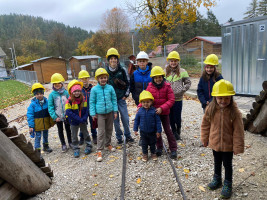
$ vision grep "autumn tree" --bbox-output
[127,0,216,52]
[244,0,259,19]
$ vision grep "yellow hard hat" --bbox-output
[211,79,235,96]
[95,68,109,80]
[67,79,83,95]
[51,73,65,83]
[150,66,165,77]
[139,90,154,103]
[78,70,90,79]
[106,48,120,59]
[204,54,219,66]
[31,83,45,94]
[167,51,180,61]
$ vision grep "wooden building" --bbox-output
[178,36,221,58]
[15,63,34,71]
[69,55,101,78]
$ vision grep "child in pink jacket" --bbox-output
[145,66,177,159]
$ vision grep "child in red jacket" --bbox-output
[145,66,177,159]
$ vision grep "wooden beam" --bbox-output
[0,182,21,200]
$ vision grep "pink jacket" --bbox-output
[146,82,175,115]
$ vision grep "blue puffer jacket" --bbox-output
[27,97,54,131]
[130,64,152,105]
[133,107,162,133]
[65,97,88,126]
[197,74,223,109]
[48,89,69,121]
[90,83,118,116]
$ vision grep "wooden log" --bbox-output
[0,178,4,186]
[0,114,8,128]
[40,163,52,173]
[0,126,18,137]
[45,171,54,178]
[262,81,267,91]
[252,99,267,133]
[0,182,21,200]
[0,131,51,195]
[247,123,257,133]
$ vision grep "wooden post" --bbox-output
[0,131,51,195]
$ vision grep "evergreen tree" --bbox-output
[257,0,267,15]
[244,0,258,18]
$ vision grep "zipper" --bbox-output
[220,109,223,150]
[102,87,107,113]
[41,102,46,129]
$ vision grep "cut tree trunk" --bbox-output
[252,99,267,133]
[0,131,51,195]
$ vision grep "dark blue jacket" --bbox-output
[197,74,223,109]
[82,84,92,113]
[130,64,152,105]
[133,107,162,133]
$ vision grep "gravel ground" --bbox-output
[1,84,267,200]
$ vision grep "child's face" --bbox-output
[205,65,215,75]
[109,56,118,68]
[141,99,153,109]
[169,59,179,68]
[73,90,81,98]
[216,96,231,108]
[80,77,90,88]
[98,75,108,86]
[54,83,63,90]
[154,75,163,84]
[35,93,44,101]
[137,59,148,70]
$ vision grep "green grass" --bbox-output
[0,80,32,109]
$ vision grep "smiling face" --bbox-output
[205,65,215,75]
[215,96,231,108]
[54,83,63,90]
[141,99,153,109]
[73,90,81,98]
[98,74,108,86]
[109,56,118,68]
[35,93,44,101]
[153,75,163,84]
[80,77,90,88]
[169,59,179,69]
[137,59,148,70]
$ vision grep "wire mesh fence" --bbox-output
[14,70,38,85]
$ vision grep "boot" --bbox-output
[156,149,162,156]
[177,128,181,140]
[221,180,232,199]
[170,151,177,159]
[43,143,53,153]
[208,174,222,190]
[74,149,80,158]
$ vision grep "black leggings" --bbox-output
[213,150,233,182]
[56,121,72,145]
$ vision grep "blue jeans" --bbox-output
[79,115,97,139]
[169,100,183,133]
[114,99,131,140]
[35,130,48,149]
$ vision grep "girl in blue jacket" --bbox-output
[90,68,118,162]
[65,80,92,158]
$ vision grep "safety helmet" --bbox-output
[204,54,219,66]
[78,70,90,79]
[51,73,65,83]
[31,83,45,94]
[106,48,120,59]
[136,51,149,60]
[67,79,83,95]
[167,51,180,61]
[139,90,154,103]
[95,68,109,80]
[211,79,235,96]
[150,66,165,77]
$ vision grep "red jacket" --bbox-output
[146,82,175,115]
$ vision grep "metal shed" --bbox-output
[222,16,267,95]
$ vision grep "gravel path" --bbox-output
[1,85,267,200]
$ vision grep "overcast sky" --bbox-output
[0,0,252,32]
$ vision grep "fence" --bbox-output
[14,70,38,85]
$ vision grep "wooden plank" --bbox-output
[0,182,21,200]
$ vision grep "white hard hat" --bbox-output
[136,51,149,60]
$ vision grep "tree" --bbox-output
[244,0,258,19]
[257,0,267,15]
[228,18,234,22]
[127,0,216,51]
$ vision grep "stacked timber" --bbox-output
[243,81,267,136]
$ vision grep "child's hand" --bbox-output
[114,113,118,119]
[93,115,97,121]
[29,128,34,133]
[56,117,61,122]
[202,142,208,147]
[156,107,162,114]
[134,131,138,136]
[156,133,161,138]
[122,96,127,100]
[206,101,209,105]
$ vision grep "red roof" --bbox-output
[149,43,179,57]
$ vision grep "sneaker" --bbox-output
[84,146,92,155]
[62,145,68,153]
[126,136,135,143]
[93,136,97,144]
[79,139,84,146]
[106,145,116,152]
[208,174,222,190]
[97,151,103,162]
[43,144,53,153]
[74,149,80,158]
[170,151,177,159]
[151,153,157,161]
[117,139,123,144]
[221,180,232,199]
[156,149,162,156]
[142,154,148,162]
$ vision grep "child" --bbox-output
[105,48,135,144]
[134,90,162,162]
[65,80,92,158]
[48,73,72,152]
[145,66,177,159]
[27,83,54,153]
[90,68,118,162]
[197,54,223,111]
[201,79,244,199]
[78,70,97,145]
[165,51,191,140]
[130,51,152,106]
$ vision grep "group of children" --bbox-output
[27,48,244,199]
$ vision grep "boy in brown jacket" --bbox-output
[201,79,244,199]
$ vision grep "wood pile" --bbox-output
[0,114,53,199]
[243,81,267,136]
